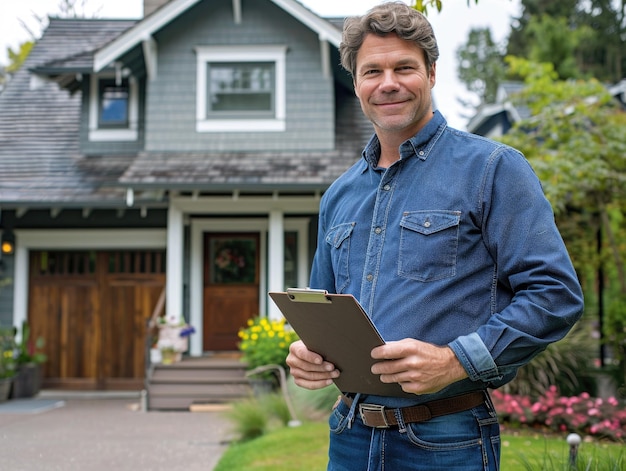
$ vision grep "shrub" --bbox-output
[225,397,271,441]
[238,316,298,377]
[492,386,626,442]
[503,324,596,398]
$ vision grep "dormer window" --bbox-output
[195,45,286,132]
[89,73,138,141]
[99,78,129,128]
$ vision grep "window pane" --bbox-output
[99,79,129,127]
[208,62,274,114]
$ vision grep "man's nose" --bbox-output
[379,70,400,91]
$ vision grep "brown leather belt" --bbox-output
[341,391,487,428]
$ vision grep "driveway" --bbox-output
[0,391,233,471]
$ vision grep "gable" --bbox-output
[94,0,342,73]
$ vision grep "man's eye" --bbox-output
[364,69,380,75]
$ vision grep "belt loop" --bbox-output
[345,393,361,429]
[394,408,407,433]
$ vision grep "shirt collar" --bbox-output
[361,110,447,170]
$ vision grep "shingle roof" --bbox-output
[0,18,138,206]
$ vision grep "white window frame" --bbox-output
[195,45,287,133]
[89,73,139,142]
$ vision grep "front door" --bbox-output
[203,233,260,351]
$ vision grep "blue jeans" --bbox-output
[327,394,501,471]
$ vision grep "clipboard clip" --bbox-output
[286,288,332,304]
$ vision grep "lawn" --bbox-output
[214,421,624,471]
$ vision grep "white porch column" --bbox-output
[166,205,184,324]
[267,209,284,320]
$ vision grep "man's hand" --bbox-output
[371,338,468,395]
[286,340,340,390]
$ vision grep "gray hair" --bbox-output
[339,1,439,78]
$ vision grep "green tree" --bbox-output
[456,27,507,107]
[507,0,626,83]
[2,0,100,73]
[5,42,34,75]
[498,57,626,387]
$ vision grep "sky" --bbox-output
[0,0,521,129]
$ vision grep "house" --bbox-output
[0,0,374,390]
[467,79,626,137]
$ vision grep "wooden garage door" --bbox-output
[28,250,165,390]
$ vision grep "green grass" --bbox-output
[215,422,624,471]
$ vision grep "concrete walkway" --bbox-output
[0,391,234,471]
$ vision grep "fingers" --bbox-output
[370,339,468,395]
[286,340,340,390]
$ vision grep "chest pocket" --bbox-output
[324,222,355,293]
[398,211,460,282]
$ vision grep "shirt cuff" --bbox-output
[449,332,503,383]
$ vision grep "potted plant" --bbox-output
[237,316,298,392]
[155,315,195,364]
[10,321,47,399]
[0,327,16,402]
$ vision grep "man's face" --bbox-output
[353,33,436,140]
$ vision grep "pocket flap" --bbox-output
[325,222,356,248]
[400,211,460,235]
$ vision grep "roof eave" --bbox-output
[94,0,341,72]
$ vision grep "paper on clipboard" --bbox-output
[269,288,413,398]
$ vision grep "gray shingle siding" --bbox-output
[144,0,334,152]
[79,77,146,155]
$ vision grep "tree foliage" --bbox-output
[456,27,507,107]
[507,0,626,82]
[412,0,479,15]
[498,57,626,385]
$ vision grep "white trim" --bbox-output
[166,206,184,325]
[232,0,242,24]
[268,210,285,321]
[170,195,320,214]
[95,0,203,72]
[269,0,341,46]
[11,229,167,333]
[93,0,340,72]
[88,74,139,142]
[142,37,158,81]
[195,45,287,133]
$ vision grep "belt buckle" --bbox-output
[359,403,389,428]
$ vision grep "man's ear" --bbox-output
[429,63,437,89]
[353,79,360,99]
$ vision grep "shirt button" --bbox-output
[383,184,391,191]
[366,274,373,281]
[374,227,382,234]
[424,221,431,228]
[418,150,425,156]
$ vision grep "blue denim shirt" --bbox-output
[310,111,584,407]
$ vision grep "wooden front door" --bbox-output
[203,233,260,351]
[28,250,165,390]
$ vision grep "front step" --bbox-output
[146,355,253,411]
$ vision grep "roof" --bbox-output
[94,0,343,72]
[0,11,371,207]
[0,18,139,206]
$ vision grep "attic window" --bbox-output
[195,45,287,132]
[89,74,139,142]
[99,78,129,128]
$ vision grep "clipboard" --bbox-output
[269,288,413,398]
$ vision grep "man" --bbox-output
[286,2,584,470]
